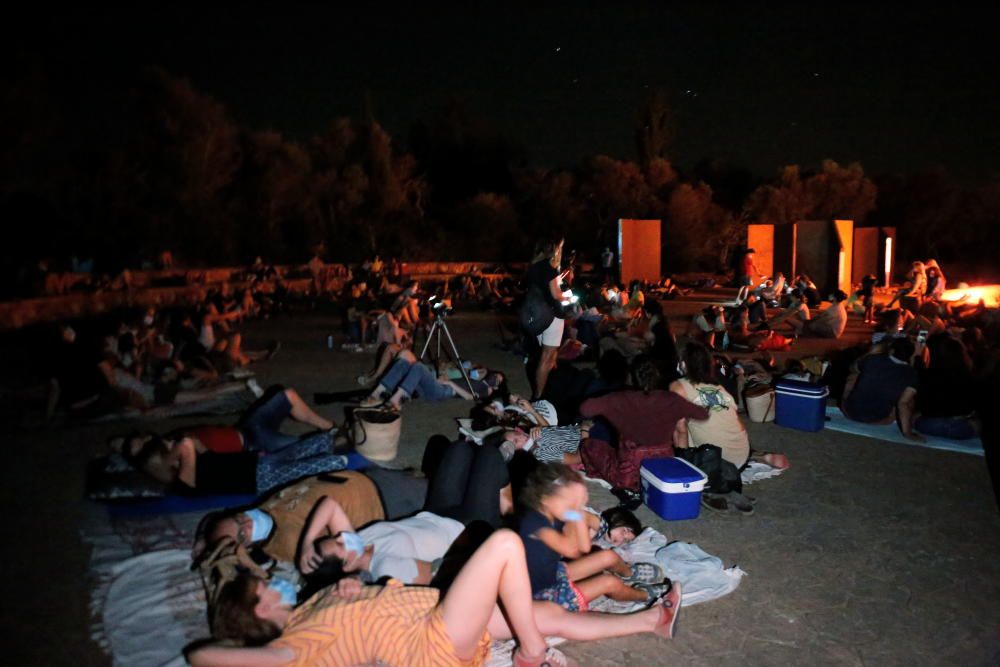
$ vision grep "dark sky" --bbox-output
[12,3,1000,179]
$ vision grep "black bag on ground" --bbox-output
[675,444,743,494]
[518,284,555,336]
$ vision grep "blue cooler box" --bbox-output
[774,379,829,432]
[640,457,707,521]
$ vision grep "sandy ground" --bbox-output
[3,303,999,666]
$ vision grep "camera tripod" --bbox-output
[418,312,479,400]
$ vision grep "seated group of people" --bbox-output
[48,287,279,421]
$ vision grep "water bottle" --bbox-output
[327,335,333,349]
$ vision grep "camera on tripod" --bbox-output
[427,294,453,317]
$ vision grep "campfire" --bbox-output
[940,285,1000,309]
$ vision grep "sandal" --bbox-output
[513,647,578,667]
[635,579,672,606]
[621,562,663,585]
[653,582,683,639]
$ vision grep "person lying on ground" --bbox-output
[193,468,429,564]
[188,527,683,667]
[123,390,350,496]
[362,349,506,409]
[589,506,644,550]
[517,463,672,612]
[295,499,465,586]
[841,336,924,441]
[488,423,591,467]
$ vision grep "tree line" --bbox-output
[2,68,997,280]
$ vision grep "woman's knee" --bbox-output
[484,528,524,557]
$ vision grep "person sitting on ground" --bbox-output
[794,274,822,308]
[362,349,504,409]
[790,290,849,339]
[580,356,710,455]
[914,333,981,440]
[924,260,947,301]
[188,526,683,667]
[688,305,727,350]
[670,342,751,468]
[905,301,948,338]
[517,463,671,613]
[841,337,923,441]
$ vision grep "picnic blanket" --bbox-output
[88,501,742,667]
[486,527,745,666]
[823,406,983,456]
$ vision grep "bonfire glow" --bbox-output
[940,285,1000,308]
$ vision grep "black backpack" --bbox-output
[518,284,555,336]
[675,443,743,494]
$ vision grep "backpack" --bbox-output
[518,284,555,336]
[580,437,674,491]
[674,444,743,494]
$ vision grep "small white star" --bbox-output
[555,47,561,52]
[813,72,820,77]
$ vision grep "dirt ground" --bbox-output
[2,300,999,666]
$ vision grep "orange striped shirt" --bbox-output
[270,581,490,667]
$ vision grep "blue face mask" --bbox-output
[244,509,274,543]
[267,576,299,607]
[340,531,367,557]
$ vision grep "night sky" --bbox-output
[11,3,1000,179]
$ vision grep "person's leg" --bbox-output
[564,548,630,581]
[535,345,559,399]
[284,388,334,430]
[425,441,475,518]
[574,573,647,603]
[371,357,412,397]
[527,600,663,641]
[438,529,548,661]
[239,386,300,452]
[674,419,689,450]
[393,363,454,406]
[458,444,511,527]
[365,467,429,519]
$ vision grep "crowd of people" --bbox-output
[67,238,996,666]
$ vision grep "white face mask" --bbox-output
[522,437,535,452]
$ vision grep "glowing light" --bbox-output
[884,237,892,281]
[940,285,1000,309]
[838,249,846,290]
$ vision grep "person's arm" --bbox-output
[187,644,295,667]
[668,380,685,398]
[299,497,354,574]
[897,387,923,441]
[677,395,710,421]
[534,520,590,560]
[175,437,198,487]
[547,275,564,305]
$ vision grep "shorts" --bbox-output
[536,316,565,348]
[532,562,589,612]
[740,275,753,287]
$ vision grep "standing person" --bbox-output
[601,246,615,283]
[860,274,878,324]
[737,249,761,302]
[526,238,567,400]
